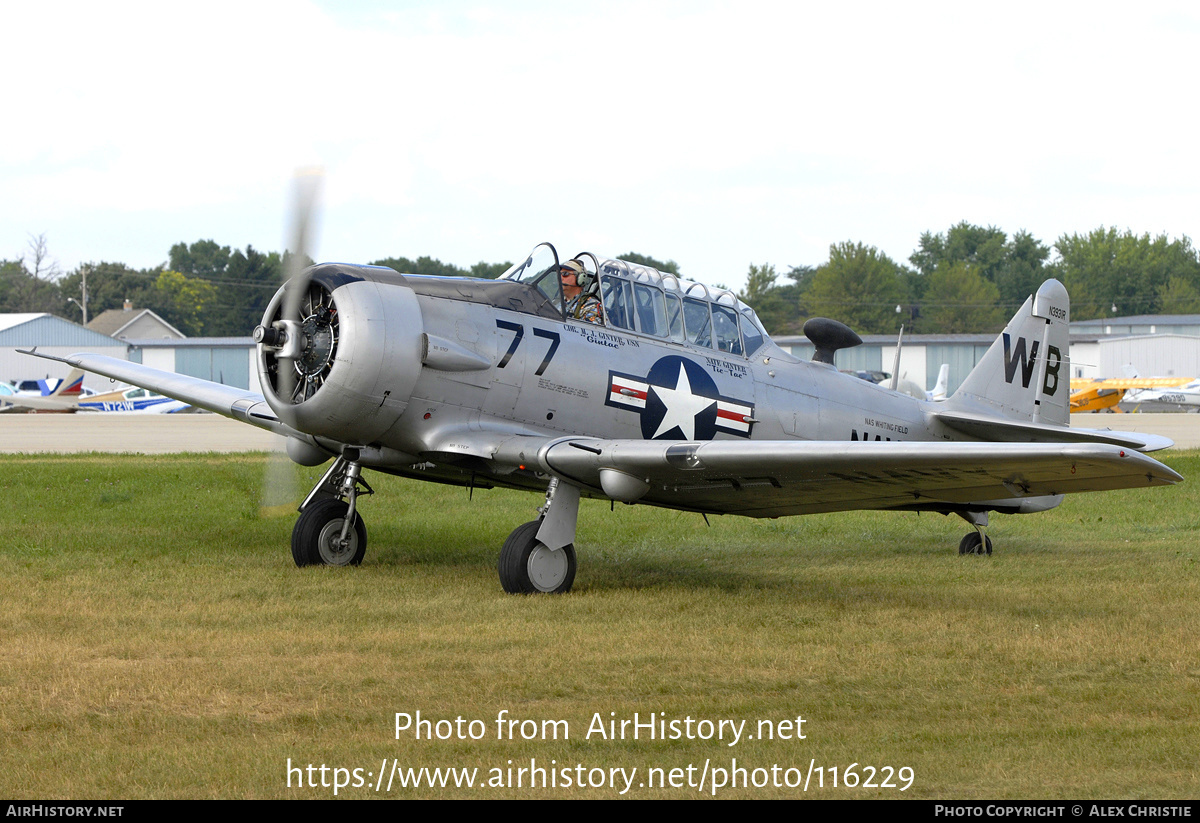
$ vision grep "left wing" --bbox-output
[21,350,296,437]
[479,436,1182,518]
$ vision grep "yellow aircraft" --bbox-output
[1069,376,1192,413]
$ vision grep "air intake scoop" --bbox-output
[803,317,862,365]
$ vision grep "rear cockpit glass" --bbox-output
[712,305,743,356]
[683,298,712,348]
[602,275,634,331]
[665,294,685,343]
[633,283,668,337]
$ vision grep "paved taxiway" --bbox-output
[0,413,277,453]
[1,410,1197,453]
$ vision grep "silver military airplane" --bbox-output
[26,242,1182,593]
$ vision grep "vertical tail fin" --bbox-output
[929,363,950,401]
[945,280,1070,425]
[48,369,86,398]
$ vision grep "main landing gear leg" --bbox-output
[291,448,375,567]
[498,478,579,594]
[957,511,993,556]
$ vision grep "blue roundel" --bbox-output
[641,356,721,440]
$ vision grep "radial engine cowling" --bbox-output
[255,264,423,444]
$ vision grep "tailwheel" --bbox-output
[498,520,576,594]
[292,498,367,567]
[958,531,993,556]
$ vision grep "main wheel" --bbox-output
[291,498,367,567]
[498,520,576,594]
[958,531,993,556]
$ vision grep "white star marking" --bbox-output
[651,363,716,439]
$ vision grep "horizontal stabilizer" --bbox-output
[933,409,1173,452]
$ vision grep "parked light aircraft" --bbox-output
[25,239,1182,593]
[0,381,17,411]
[0,369,86,412]
[1,368,189,413]
[1121,378,1200,412]
[1070,374,1194,413]
[891,363,950,403]
[77,385,191,413]
[927,364,950,402]
[1069,380,1126,413]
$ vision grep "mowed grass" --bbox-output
[0,452,1197,799]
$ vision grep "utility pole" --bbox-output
[67,265,89,324]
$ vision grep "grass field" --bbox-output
[0,452,1197,799]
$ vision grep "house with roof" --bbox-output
[86,301,185,340]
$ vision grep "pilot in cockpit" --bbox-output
[559,259,604,325]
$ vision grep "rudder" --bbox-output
[946,280,1070,425]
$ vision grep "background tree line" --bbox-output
[3,225,1199,338]
[740,223,1200,336]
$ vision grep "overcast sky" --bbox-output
[3,0,1198,292]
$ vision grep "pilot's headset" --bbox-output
[570,260,598,298]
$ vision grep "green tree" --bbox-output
[740,262,777,305]
[1052,228,1200,318]
[738,262,797,334]
[616,252,680,274]
[168,240,283,335]
[470,261,512,279]
[0,235,66,314]
[1156,275,1200,314]
[911,222,1049,309]
[58,262,162,323]
[0,260,30,312]
[785,264,817,292]
[169,239,231,280]
[217,246,282,336]
[372,256,470,277]
[372,256,514,280]
[920,261,1005,333]
[806,242,906,333]
[997,230,1051,308]
[0,259,63,314]
[911,222,1007,282]
[152,270,219,336]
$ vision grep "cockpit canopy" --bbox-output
[500,243,769,357]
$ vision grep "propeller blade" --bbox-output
[260,447,302,517]
[260,168,324,517]
[275,168,324,412]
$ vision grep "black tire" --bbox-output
[498,520,576,594]
[957,531,993,556]
[291,498,367,567]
